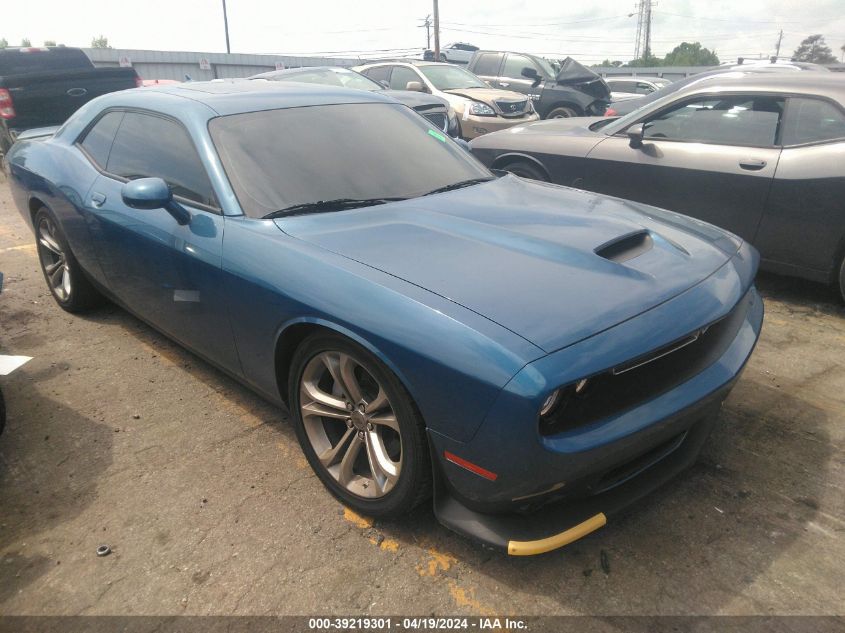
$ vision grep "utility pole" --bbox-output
[633,0,656,61]
[433,0,440,61]
[775,30,783,58]
[222,0,231,54]
[419,15,432,49]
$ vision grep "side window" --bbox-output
[106,112,217,208]
[362,66,390,87]
[502,54,536,79]
[79,111,124,168]
[636,82,655,95]
[473,53,502,77]
[390,66,419,91]
[643,95,784,146]
[782,97,845,145]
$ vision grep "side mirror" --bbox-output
[405,81,425,93]
[454,138,471,152]
[627,123,645,149]
[121,177,190,225]
[521,67,539,80]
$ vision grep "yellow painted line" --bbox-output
[0,243,35,254]
[342,507,373,529]
[507,512,606,556]
[416,546,457,577]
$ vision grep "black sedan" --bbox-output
[470,72,845,300]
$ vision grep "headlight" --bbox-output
[468,101,496,116]
[539,390,562,417]
[538,379,590,418]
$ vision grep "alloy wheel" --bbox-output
[299,351,402,498]
[37,217,71,302]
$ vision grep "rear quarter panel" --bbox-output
[6,138,106,286]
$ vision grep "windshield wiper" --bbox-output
[262,197,408,219]
[422,178,494,197]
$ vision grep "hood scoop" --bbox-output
[595,231,653,263]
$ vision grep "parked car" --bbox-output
[606,76,672,101]
[470,72,845,300]
[468,52,611,118]
[355,61,539,139]
[438,43,479,64]
[250,66,458,137]
[0,46,140,155]
[5,80,762,555]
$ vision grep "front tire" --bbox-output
[34,207,103,313]
[289,332,431,518]
[838,256,845,303]
[546,106,579,119]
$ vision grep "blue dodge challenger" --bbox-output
[4,81,763,555]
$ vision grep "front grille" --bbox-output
[495,99,528,116]
[540,290,753,436]
[423,112,448,132]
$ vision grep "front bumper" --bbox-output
[460,112,540,139]
[433,380,729,555]
[428,247,763,554]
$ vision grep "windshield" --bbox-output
[534,57,557,78]
[266,68,381,91]
[419,65,488,90]
[209,103,491,218]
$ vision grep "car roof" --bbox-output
[673,71,845,100]
[249,66,361,80]
[91,78,395,118]
[357,60,450,68]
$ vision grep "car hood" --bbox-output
[274,176,740,353]
[555,57,602,84]
[382,89,448,110]
[442,87,527,105]
[495,116,605,138]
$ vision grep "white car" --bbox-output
[439,43,479,64]
[606,77,672,101]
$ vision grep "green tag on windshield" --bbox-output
[428,129,447,142]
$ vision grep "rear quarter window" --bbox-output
[78,111,124,168]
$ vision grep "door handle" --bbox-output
[90,192,107,208]
[499,82,510,87]
[739,159,767,171]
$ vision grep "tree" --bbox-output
[627,53,662,67]
[792,34,837,64]
[0,38,7,49]
[91,35,111,49]
[21,38,31,47]
[595,59,624,67]
[663,41,719,66]
[44,40,56,47]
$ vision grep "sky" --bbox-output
[2,0,844,64]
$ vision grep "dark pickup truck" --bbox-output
[467,51,610,119]
[0,47,140,154]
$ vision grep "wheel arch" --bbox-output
[273,317,422,416]
[491,153,552,181]
[28,195,47,223]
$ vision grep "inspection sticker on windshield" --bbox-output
[427,129,447,142]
